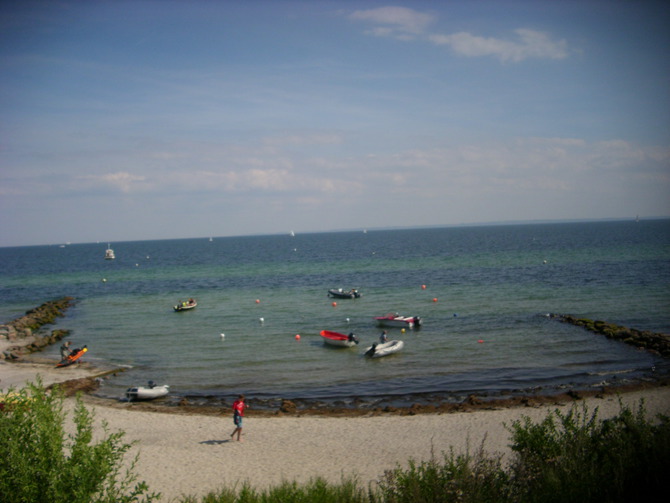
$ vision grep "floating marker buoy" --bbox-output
[401,328,406,333]
[101,278,107,283]
[421,284,426,290]
[255,299,260,304]
[332,302,337,307]
[453,313,458,317]
[295,334,301,340]
[478,339,484,344]
[432,298,438,302]
[259,317,264,324]
[346,318,350,323]
[220,333,225,338]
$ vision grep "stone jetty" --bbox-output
[0,297,75,361]
[549,313,670,357]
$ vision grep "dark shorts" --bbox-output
[234,414,242,427]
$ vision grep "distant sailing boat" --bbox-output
[104,244,115,260]
[290,230,295,237]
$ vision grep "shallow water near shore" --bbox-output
[1,220,669,409]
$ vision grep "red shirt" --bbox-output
[233,400,246,416]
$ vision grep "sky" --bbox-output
[1,0,669,247]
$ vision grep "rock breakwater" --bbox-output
[549,314,670,357]
[0,297,75,360]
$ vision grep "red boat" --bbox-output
[374,313,422,329]
[319,330,359,348]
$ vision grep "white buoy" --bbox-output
[220,333,225,338]
[346,317,350,323]
[259,317,264,325]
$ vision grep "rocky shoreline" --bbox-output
[0,297,75,361]
[549,313,670,357]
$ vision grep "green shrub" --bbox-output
[0,379,159,503]
[377,445,508,503]
[506,400,670,503]
[191,477,370,503]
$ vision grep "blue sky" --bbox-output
[1,1,668,246]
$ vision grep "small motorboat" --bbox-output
[174,298,197,311]
[320,330,359,348]
[328,288,361,299]
[55,345,88,368]
[126,381,169,401]
[364,340,404,358]
[374,313,422,329]
[104,244,115,260]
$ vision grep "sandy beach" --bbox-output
[2,355,669,502]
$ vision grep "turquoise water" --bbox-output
[1,220,669,409]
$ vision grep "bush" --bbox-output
[0,379,159,503]
[506,400,670,503]
[377,445,509,503]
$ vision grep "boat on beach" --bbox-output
[55,345,88,368]
[364,340,404,358]
[126,381,169,401]
[174,299,197,311]
[374,313,422,329]
[320,330,359,348]
[328,288,361,299]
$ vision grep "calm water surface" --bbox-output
[1,220,669,409]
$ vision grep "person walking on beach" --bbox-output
[230,394,248,441]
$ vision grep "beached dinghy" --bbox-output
[126,381,169,401]
[320,330,359,348]
[374,313,421,329]
[55,346,88,368]
[364,340,404,358]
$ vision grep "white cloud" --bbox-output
[351,7,568,62]
[430,28,568,62]
[350,6,436,40]
[78,171,147,193]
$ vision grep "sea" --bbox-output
[1,220,669,410]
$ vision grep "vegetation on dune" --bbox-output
[0,379,159,503]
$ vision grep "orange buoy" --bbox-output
[432,297,438,302]
[478,339,484,344]
[255,299,260,304]
[421,284,427,289]
[295,334,301,340]
[331,301,337,307]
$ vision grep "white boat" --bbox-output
[320,330,359,348]
[126,381,169,401]
[364,340,404,358]
[104,244,115,260]
[374,313,421,329]
[174,299,197,311]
